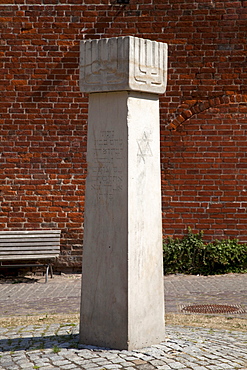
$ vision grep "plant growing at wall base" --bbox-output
[163,228,247,275]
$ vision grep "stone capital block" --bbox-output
[80,36,168,94]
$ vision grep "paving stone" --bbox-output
[118,361,137,367]
[82,364,101,369]
[150,359,168,366]
[188,366,209,370]
[166,362,187,369]
[52,359,72,366]
[125,356,139,361]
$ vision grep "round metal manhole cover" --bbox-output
[181,304,246,314]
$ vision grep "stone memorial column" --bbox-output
[79,36,168,350]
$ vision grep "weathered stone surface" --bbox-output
[79,36,167,350]
[80,91,165,350]
[80,36,168,94]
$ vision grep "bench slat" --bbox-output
[0,249,59,252]
[0,237,60,241]
[0,245,59,250]
[0,230,60,235]
[0,235,60,240]
[0,255,59,260]
[0,256,59,260]
[0,241,60,247]
[0,249,59,256]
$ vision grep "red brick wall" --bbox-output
[161,94,247,241]
[0,0,246,268]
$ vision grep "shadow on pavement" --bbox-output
[0,276,39,284]
[0,333,80,352]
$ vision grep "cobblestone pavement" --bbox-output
[0,324,246,369]
[0,273,246,369]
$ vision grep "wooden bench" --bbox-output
[0,230,61,283]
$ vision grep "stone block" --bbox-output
[80,36,167,94]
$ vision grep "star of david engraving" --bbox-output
[137,132,153,163]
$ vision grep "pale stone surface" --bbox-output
[80,91,165,350]
[80,36,168,94]
[79,36,167,350]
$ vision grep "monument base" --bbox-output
[80,91,165,350]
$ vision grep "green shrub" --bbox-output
[163,228,247,275]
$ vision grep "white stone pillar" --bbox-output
[79,36,168,350]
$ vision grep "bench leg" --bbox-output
[45,265,49,283]
[44,264,54,283]
[49,264,53,279]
